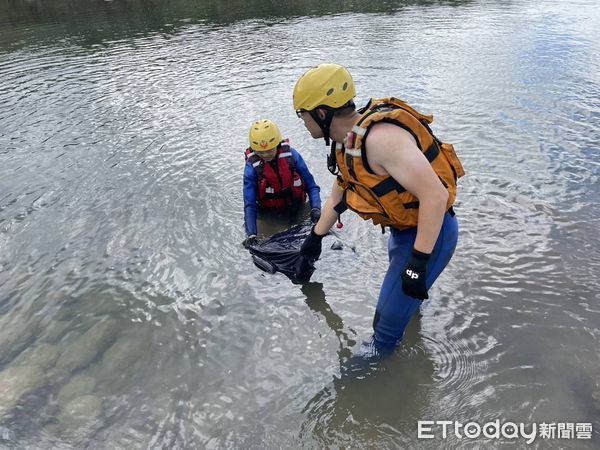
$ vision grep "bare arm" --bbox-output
[314,179,344,236]
[365,123,448,253]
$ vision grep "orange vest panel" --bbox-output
[336,97,465,229]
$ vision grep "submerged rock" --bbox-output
[42,320,71,343]
[95,329,152,392]
[0,365,44,418]
[57,374,97,405]
[54,319,117,375]
[13,343,60,370]
[99,335,146,374]
[58,394,102,427]
[0,312,39,364]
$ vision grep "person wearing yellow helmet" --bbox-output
[243,119,321,248]
[293,63,464,352]
[293,63,357,146]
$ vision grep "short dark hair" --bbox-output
[333,101,356,118]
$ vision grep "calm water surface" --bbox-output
[1,0,599,448]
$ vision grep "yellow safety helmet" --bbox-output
[293,63,356,112]
[248,119,282,152]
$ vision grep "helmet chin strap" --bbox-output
[309,109,335,146]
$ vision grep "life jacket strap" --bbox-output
[333,201,348,215]
[263,187,293,199]
[366,141,440,197]
[371,177,406,196]
[328,141,341,175]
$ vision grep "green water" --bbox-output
[1,0,599,447]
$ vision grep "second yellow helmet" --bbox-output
[293,63,356,112]
[249,119,282,152]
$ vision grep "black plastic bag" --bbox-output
[247,223,316,282]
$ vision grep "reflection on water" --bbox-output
[1,0,599,447]
[300,306,436,447]
[1,0,473,50]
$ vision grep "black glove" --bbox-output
[242,235,258,249]
[401,249,430,300]
[310,208,321,223]
[300,227,325,259]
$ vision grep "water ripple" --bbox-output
[1,0,600,447]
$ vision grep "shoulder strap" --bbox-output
[278,141,295,172]
[328,141,342,175]
[245,148,264,179]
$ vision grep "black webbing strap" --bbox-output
[333,200,348,215]
[372,177,405,196]
[403,201,420,209]
[327,141,339,175]
[423,141,440,163]
[263,187,293,200]
[368,140,440,197]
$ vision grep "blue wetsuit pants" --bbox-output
[373,211,459,348]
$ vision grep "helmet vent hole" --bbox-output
[326,88,334,96]
[342,82,348,91]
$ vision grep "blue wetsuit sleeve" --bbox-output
[292,148,321,209]
[243,163,258,236]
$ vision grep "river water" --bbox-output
[1,0,599,448]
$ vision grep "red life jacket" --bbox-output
[244,140,307,210]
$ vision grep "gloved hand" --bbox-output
[401,249,431,300]
[300,226,325,260]
[310,207,321,223]
[242,235,258,249]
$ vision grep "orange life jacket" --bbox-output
[334,97,465,230]
[245,140,307,210]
